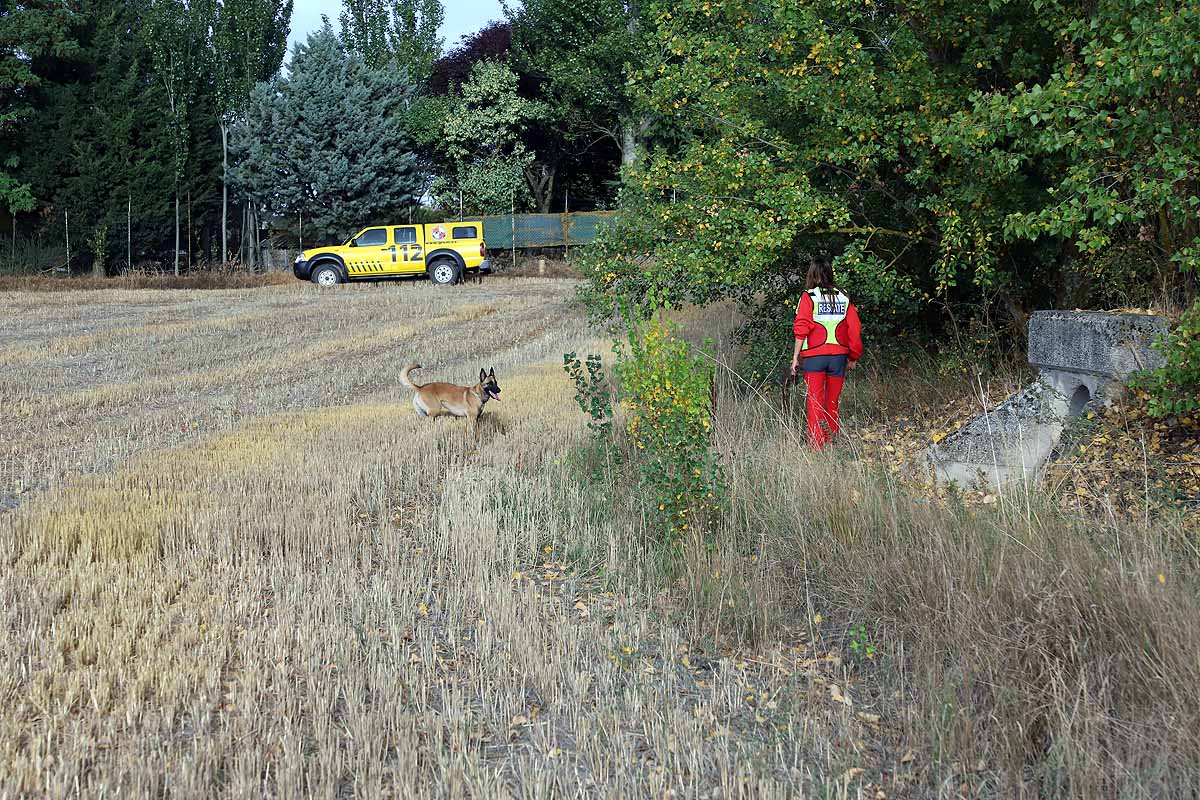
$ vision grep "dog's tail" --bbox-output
[399,362,423,390]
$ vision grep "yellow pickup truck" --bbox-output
[293,221,491,286]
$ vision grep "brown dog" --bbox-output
[399,363,501,437]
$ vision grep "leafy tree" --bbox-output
[955,0,1199,288]
[209,0,292,263]
[950,0,1199,413]
[505,0,652,167]
[145,0,209,274]
[427,60,548,215]
[581,0,1062,347]
[429,20,511,95]
[339,0,442,84]
[230,24,423,241]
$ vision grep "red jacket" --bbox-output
[794,289,864,361]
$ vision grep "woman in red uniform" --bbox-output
[790,257,863,449]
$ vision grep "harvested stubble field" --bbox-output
[1,281,885,798]
[3,280,1199,798]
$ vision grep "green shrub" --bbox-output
[1131,299,1200,418]
[616,313,727,544]
[563,351,615,441]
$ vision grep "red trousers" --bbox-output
[802,355,847,450]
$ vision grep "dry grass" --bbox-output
[494,257,581,279]
[0,269,294,293]
[5,282,1196,797]
[1,281,884,798]
[708,359,1200,798]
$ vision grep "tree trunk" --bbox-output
[220,119,228,265]
[249,204,258,270]
[174,192,180,276]
[525,163,556,213]
[619,117,640,167]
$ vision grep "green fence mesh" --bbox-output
[482,212,615,248]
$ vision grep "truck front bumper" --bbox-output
[293,258,312,280]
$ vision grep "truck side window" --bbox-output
[452,226,477,239]
[355,228,387,246]
[393,227,418,244]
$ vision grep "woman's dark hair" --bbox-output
[805,256,837,293]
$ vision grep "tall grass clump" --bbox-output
[714,383,1200,796]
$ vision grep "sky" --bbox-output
[286,0,507,56]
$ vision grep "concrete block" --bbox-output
[1027,310,1167,378]
[924,310,1168,490]
[924,380,1066,489]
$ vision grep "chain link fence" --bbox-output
[480,212,615,249]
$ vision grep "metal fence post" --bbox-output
[563,190,570,263]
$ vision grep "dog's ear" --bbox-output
[479,368,486,383]
[489,367,496,378]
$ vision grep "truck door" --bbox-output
[344,227,391,277]
[391,226,425,273]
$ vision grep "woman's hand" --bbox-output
[790,358,800,377]
[847,360,857,372]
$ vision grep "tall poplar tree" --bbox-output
[339,0,442,83]
[209,0,291,263]
[145,0,208,275]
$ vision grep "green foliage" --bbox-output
[833,241,925,336]
[1130,301,1200,418]
[506,0,652,165]
[615,311,726,544]
[959,1,1199,262]
[563,351,620,481]
[340,0,443,83]
[847,623,875,662]
[1066,242,1163,310]
[578,0,1200,378]
[426,60,547,215]
[87,224,109,276]
[230,24,423,240]
[211,0,292,118]
[582,0,1053,307]
[144,0,209,187]
[0,0,79,212]
[0,159,34,216]
[12,0,179,265]
[563,352,614,441]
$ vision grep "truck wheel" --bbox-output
[312,264,342,287]
[429,259,461,286]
